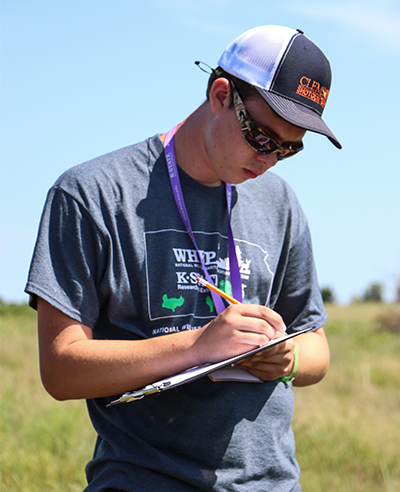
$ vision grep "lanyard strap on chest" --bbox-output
[164,125,242,314]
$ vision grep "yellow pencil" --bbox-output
[196,276,241,305]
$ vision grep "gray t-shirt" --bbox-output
[26,135,327,491]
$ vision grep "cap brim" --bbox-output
[255,88,342,149]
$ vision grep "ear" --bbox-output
[208,78,232,115]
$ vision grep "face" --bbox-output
[204,78,306,186]
[230,82,304,159]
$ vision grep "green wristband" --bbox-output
[279,347,298,383]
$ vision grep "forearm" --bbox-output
[292,328,330,386]
[38,298,204,400]
[40,332,202,401]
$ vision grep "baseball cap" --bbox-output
[218,25,341,149]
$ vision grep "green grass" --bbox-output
[1,302,399,491]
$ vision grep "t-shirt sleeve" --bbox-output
[265,178,327,333]
[273,220,327,333]
[25,185,107,328]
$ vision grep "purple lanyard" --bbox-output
[164,125,243,314]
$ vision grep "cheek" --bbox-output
[205,113,255,178]
[205,121,230,164]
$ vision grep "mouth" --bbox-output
[243,168,263,179]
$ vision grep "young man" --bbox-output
[26,25,341,491]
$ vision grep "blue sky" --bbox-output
[1,0,399,304]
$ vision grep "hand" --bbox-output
[192,304,286,364]
[236,332,298,381]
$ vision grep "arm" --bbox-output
[37,297,285,401]
[237,327,329,386]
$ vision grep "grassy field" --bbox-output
[294,303,400,491]
[1,302,399,491]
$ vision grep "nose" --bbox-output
[256,151,279,170]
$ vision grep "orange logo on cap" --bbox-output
[296,77,329,108]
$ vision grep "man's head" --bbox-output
[207,25,341,150]
[206,68,304,160]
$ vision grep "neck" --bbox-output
[161,104,223,187]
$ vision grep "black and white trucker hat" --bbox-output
[218,25,341,149]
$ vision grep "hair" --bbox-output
[206,66,259,107]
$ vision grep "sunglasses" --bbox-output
[230,81,304,160]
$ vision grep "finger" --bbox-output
[238,341,295,367]
[228,329,275,351]
[219,305,278,340]
[238,317,277,340]
[238,344,296,378]
[234,304,286,333]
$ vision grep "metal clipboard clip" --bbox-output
[106,381,171,407]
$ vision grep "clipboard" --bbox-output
[106,326,314,407]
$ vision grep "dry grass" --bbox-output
[0,305,95,491]
[375,309,400,335]
[294,303,400,491]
